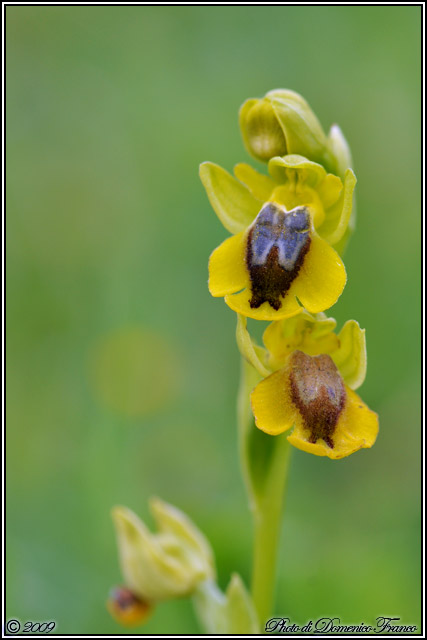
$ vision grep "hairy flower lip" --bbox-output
[289,351,346,449]
[245,204,311,311]
[208,214,346,321]
[250,350,378,459]
[201,152,355,321]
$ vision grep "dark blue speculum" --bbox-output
[246,203,311,310]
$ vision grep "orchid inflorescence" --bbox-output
[202,89,378,459]
[108,89,379,634]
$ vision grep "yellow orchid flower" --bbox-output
[238,312,378,459]
[201,155,355,321]
[110,499,259,631]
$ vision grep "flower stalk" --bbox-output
[238,357,291,625]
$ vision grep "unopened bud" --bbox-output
[240,89,334,169]
[112,498,215,603]
[239,99,287,161]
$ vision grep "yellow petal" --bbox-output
[264,311,336,352]
[225,285,302,321]
[199,162,261,234]
[208,231,249,297]
[287,385,378,459]
[234,163,276,201]
[316,173,343,210]
[250,368,297,435]
[317,168,357,245]
[292,234,347,314]
[263,317,299,361]
[262,316,306,368]
[309,312,338,338]
[331,320,367,390]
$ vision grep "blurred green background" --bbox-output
[6,6,421,635]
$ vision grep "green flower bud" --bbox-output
[239,89,334,169]
[193,574,259,634]
[239,99,288,161]
[112,498,215,603]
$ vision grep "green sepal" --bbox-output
[236,314,271,378]
[199,161,261,234]
[327,123,353,179]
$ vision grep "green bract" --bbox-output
[193,575,259,634]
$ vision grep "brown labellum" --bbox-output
[289,350,346,448]
[246,203,310,310]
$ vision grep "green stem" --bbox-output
[237,358,292,628]
[251,442,291,626]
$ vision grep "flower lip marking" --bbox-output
[246,203,311,310]
[289,350,346,448]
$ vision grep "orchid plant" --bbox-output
[107,89,379,634]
